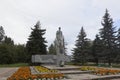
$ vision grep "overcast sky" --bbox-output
[0,0,120,55]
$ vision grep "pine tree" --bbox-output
[3,36,14,45]
[0,26,5,42]
[73,27,90,65]
[115,28,120,63]
[92,34,103,65]
[26,21,47,57]
[48,44,56,55]
[15,44,27,63]
[0,44,14,64]
[117,28,120,49]
[100,9,117,66]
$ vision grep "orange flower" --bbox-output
[7,66,64,80]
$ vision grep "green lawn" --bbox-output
[0,63,29,67]
[0,62,120,68]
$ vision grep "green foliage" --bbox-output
[0,43,28,64]
[0,27,28,64]
[72,10,120,66]
[92,34,104,65]
[115,28,120,62]
[72,27,91,65]
[48,44,56,55]
[26,21,47,62]
[14,44,28,63]
[0,44,14,64]
[99,9,117,66]
[117,28,120,49]
[3,36,14,45]
[0,63,29,67]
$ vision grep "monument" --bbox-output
[55,27,65,55]
[54,27,66,66]
[32,27,70,66]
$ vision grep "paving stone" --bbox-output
[44,65,120,80]
[0,67,18,80]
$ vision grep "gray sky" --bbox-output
[0,0,120,55]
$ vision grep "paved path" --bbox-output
[44,65,120,80]
[44,65,80,70]
[0,67,18,80]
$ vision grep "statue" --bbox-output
[54,27,65,66]
[0,26,5,41]
[54,27,65,55]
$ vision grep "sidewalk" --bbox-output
[0,67,18,80]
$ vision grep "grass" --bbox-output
[0,62,120,68]
[0,63,29,67]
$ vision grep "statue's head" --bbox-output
[59,27,61,31]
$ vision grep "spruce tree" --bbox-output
[73,27,90,65]
[100,9,117,66]
[92,34,103,65]
[48,44,56,55]
[26,21,47,57]
[115,28,120,62]
[3,36,14,45]
[117,28,120,49]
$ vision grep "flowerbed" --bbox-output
[80,66,120,76]
[35,66,64,79]
[7,67,32,80]
[7,66,64,80]
[94,68,120,75]
[35,66,58,73]
[80,66,96,71]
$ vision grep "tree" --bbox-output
[99,9,117,66]
[26,21,47,58]
[0,26,5,42]
[0,27,27,64]
[92,34,103,65]
[117,28,120,49]
[15,44,27,63]
[115,28,120,63]
[0,44,14,64]
[72,27,91,65]
[3,36,14,45]
[48,44,56,55]
[0,28,16,64]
